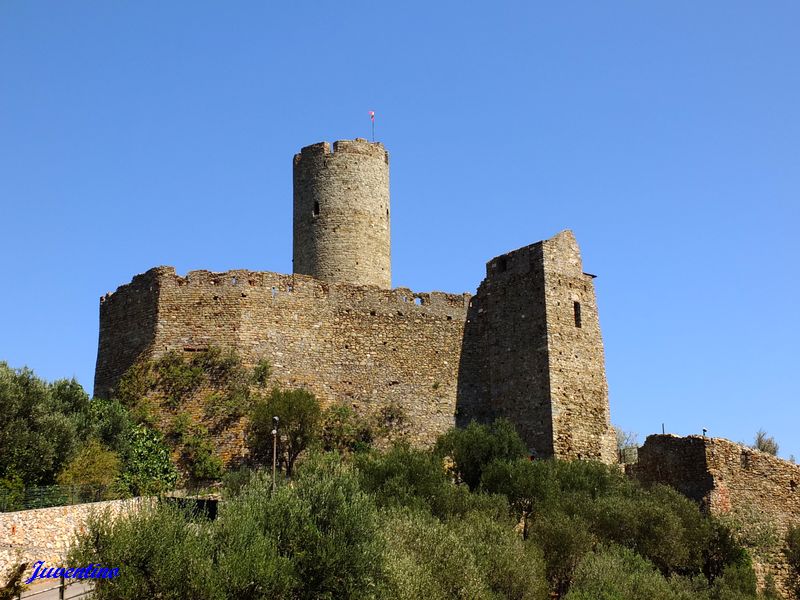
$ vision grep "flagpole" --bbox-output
[369,111,375,142]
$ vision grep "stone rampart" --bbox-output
[94,230,617,464]
[95,268,470,449]
[634,434,800,597]
[0,498,145,583]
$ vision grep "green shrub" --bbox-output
[221,466,258,498]
[56,439,121,501]
[530,510,595,596]
[153,351,205,405]
[247,387,321,476]
[68,501,223,599]
[356,442,507,521]
[480,458,557,538]
[70,454,383,599]
[565,546,696,600]
[117,424,177,495]
[181,426,223,481]
[785,525,800,595]
[381,508,548,600]
[435,419,528,490]
[168,411,193,441]
[251,357,272,387]
[322,403,374,454]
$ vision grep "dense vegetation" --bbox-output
[3,355,795,598]
[0,362,176,507]
[70,420,781,599]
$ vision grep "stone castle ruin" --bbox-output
[94,138,617,463]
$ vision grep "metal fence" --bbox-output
[17,575,93,600]
[0,485,124,513]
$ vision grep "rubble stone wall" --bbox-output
[0,498,145,583]
[634,434,800,597]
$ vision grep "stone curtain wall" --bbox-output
[93,271,160,401]
[635,434,800,597]
[293,139,391,289]
[95,267,470,451]
[457,231,616,462]
[0,498,144,583]
[94,230,617,464]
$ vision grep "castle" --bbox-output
[94,138,617,463]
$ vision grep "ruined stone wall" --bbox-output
[457,242,554,455]
[542,232,616,462]
[293,139,391,288]
[94,270,161,400]
[0,498,146,582]
[635,434,800,527]
[95,229,616,465]
[634,434,800,597]
[457,231,616,462]
[94,267,469,452]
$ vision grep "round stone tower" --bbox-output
[293,138,391,288]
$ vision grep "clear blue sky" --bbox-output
[1,2,798,457]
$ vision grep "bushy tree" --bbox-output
[180,425,223,482]
[753,430,779,456]
[117,424,177,495]
[481,458,557,538]
[247,387,321,476]
[57,439,122,501]
[356,442,508,521]
[321,403,374,454]
[565,546,695,600]
[530,511,595,596]
[0,362,86,485]
[380,508,548,600]
[435,419,528,489]
[70,453,384,600]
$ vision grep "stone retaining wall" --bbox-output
[0,498,145,583]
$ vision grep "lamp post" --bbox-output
[272,416,279,494]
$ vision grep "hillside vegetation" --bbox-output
[2,357,795,598]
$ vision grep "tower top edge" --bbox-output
[295,139,388,161]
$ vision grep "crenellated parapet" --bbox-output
[293,138,391,288]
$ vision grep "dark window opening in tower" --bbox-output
[313,201,320,217]
[497,256,508,273]
[574,301,582,328]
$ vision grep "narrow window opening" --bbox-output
[497,256,508,273]
[791,480,797,492]
[231,276,238,285]
[312,201,320,217]
[573,301,582,328]
[414,297,423,306]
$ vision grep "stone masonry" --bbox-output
[634,434,800,597]
[0,498,145,582]
[458,231,616,462]
[93,139,616,462]
[293,139,391,288]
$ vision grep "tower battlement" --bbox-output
[293,138,391,288]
